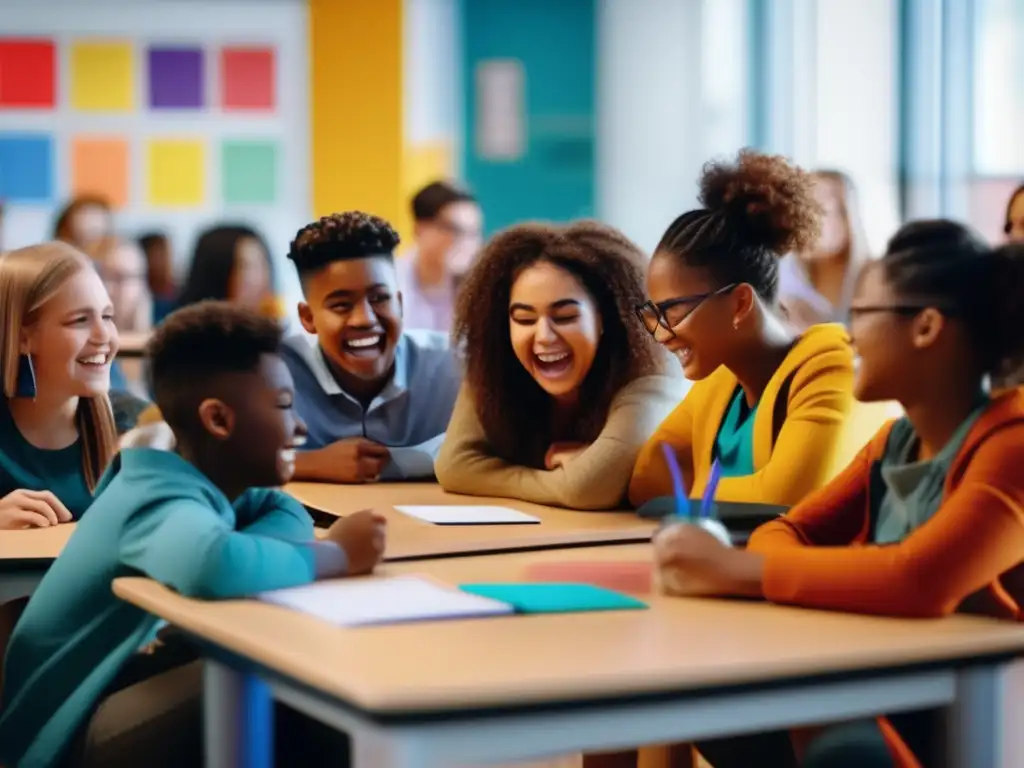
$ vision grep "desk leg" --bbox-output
[947,658,1024,768]
[204,661,274,768]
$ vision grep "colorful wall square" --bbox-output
[71,136,130,208]
[0,39,56,108]
[220,47,275,110]
[147,139,204,206]
[221,140,277,204]
[0,134,54,202]
[148,47,204,109]
[70,41,134,112]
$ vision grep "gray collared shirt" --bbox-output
[279,331,462,480]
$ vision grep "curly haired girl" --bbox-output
[435,220,685,510]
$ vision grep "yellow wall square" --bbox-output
[147,139,205,206]
[70,41,134,112]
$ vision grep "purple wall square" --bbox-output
[148,47,204,108]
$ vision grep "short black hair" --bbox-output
[287,211,400,280]
[411,181,476,222]
[881,219,1024,377]
[655,149,821,303]
[148,301,283,437]
[178,225,274,308]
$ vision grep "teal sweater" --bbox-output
[0,448,335,768]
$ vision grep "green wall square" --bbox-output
[222,140,277,204]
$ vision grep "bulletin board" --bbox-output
[0,0,310,316]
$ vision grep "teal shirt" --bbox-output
[714,388,758,478]
[874,397,989,544]
[0,400,92,519]
[0,449,324,768]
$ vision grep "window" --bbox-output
[972,0,1024,175]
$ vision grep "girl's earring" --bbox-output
[732,319,740,331]
[15,354,36,399]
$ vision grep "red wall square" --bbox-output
[0,39,56,108]
[220,47,275,111]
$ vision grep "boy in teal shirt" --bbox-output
[0,301,385,768]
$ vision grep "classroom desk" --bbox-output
[0,524,75,601]
[114,544,1024,768]
[289,482,657,560]
[117,331,150,359]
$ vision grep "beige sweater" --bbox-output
[435,372,688,510]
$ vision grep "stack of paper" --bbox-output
[258,575,514,627]
[394,505,540,525]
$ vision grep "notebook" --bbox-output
[258,575,514,627]
[459,583,648,614]
[522,561,654,594]
[394,505,540,525]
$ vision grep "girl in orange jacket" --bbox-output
[656,219,1024,768]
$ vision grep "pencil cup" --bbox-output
[652,519,733,597]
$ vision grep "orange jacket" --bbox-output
[749,389,1024,620]
[750,390,1024,768]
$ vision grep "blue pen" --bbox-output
[701,459,722,519]
[659,442,689,522]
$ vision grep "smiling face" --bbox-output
[644,253,739,380]
[508,261,602,401]
[808,176,850,259]
[298,256,403,394]
[22,265,119,400]
[200,352,308,488]
[417,200,484,276]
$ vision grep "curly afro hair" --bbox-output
[656,149,821,302]
[287,211,400,280]
[453,220,665,467]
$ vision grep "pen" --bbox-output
[701,459,722,520]
[659,442,688,521]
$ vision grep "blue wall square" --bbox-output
[0,134,54,202]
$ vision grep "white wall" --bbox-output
[0,0,309,321]
[811,0,900,253]
[596,0,901,256]
[596,0,708,254]
[403,0,461,174]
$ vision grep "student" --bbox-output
[396,181,483,332]
[53,196,114,256]
[628,150,855,509]
[778,170,871,330]
[178,224,285,321]
[92,238,152,333]
[1005,182,1024,244]
[435,221,685,509]
[0,242,119,528]
[0,302,386,768]
[654,220,1024,768]
[281,211,460,483]
[138,231,178,324]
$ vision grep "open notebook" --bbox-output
[258,575,513,627]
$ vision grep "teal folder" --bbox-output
[459,583,648,614]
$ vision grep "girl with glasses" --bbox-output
[627,150,855,511]
[654,220,1024,768]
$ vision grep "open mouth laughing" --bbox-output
[533,349,574,380]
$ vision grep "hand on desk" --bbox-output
[653,522,765,598]
[296,438,390,484]
[0,489,73,529]
[544,442,590,470]
[324,510,387,575]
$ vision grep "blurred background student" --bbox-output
[397,181,483,333]
[177,224,285,322]
[778,170,871,330]
[138,232,179,325]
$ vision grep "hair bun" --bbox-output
[698,149,820,256]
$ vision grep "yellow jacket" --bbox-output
[628,323,856,507]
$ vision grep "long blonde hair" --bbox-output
[0,242,119,489]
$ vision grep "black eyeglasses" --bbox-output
[635,283,738,337]
[847,304,959,323]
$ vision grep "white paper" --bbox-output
[258,575,513,627]
[394,505,540,525]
